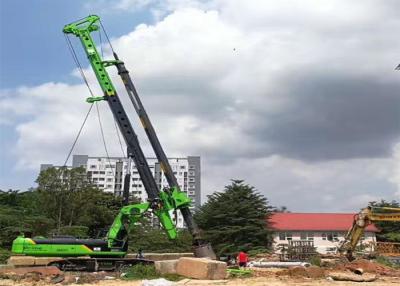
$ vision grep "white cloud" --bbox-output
[202,155,397,211]
[1,1,400,210]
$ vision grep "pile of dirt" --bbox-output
[275,266,325,279]
[0,267,117,285]
[248,267,281,277]
[0,266,64,284]
[343,259,399,276]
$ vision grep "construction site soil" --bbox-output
[0,276,399,286]
[0,258,399,285]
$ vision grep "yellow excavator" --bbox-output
[338,206,400,260]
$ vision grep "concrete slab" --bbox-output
[176,257,227,280]
[7,256,35,266]
[155,259,178,274]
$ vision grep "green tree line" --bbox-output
[1,167,398,261]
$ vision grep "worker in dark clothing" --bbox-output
[136,248,144,259]
[237,251,248,267]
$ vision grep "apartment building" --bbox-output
[40,154,201,228]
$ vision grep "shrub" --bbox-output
[308,255,321,267]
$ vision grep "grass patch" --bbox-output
[0,248,11,264]
[227,268,253,278]
[121,264,185,281]
[375,256,400,269]
[122,264,159,280]
[308,255,322,267]
[162,273,185,281]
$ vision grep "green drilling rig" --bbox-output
[11,15,215,271]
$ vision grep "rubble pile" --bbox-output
[275,266,325,279]
[344,259,399,276]
[0,266,117,285]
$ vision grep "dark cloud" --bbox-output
[247,72,400,161]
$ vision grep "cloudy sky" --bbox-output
[1,0,399,212]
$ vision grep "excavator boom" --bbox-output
[338,206,400,260]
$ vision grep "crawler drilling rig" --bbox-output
[11,15,215,271]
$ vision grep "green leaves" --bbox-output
[194,180,274,256]
[369,200,400,242]
[0,167,125,248]
[128,218,192,253]
[35,167,124,236]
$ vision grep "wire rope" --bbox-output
[64,33,117,187]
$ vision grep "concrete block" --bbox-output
[154,260,178,274]
[176,257,227,280]
[7,256,35,266]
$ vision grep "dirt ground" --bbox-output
[1,276,400,286]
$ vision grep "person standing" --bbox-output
[237,251,248,267]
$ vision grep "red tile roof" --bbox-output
[269,213,379,232]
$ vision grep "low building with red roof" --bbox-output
[269,213,379,254]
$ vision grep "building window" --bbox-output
[299,232,314,241]
[90,165,96,169]
[180,166,186,169]
[322,233,327,240]
[279,232,292,241]
[327,232,338,242]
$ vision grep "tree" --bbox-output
[369,200,400,242]
[36,167,125,236]
[194,180,274,256]
[128,218,193,253]
[36,167,96,231]
[0,190,54,247]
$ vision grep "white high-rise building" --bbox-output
[40,155,201,228]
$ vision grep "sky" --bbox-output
[0,0,399,212]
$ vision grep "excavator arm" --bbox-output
[338,207,400,260]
